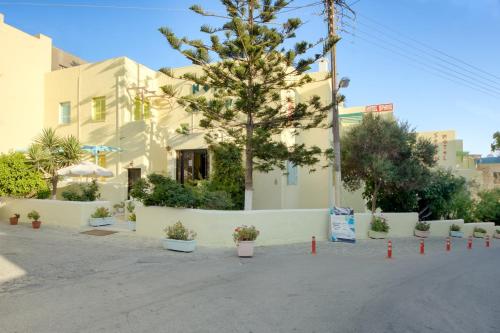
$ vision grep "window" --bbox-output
[133,98,151,121]
[287,160,298,185]
[176,149,209,184]
[59,102,71,124]
[92,96,106,121]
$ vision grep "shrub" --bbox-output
[36,188,51,199]
[126,201,136,221]
[450,224,461,232]
[371,216,389,233]
[91,207,111,218]
[233,225,260,242]
[164,221,196,240]
[12,213,20,219]
[0,152,48,198]
[27,210,40,221]
[474,189,500,225]
[192,181,233,210]
[473,227,487,234]
[496,229,500,234]
[415,221,430,231]
[114,202,125,210]
[62,180,100,201]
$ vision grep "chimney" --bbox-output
[318,57,328,72]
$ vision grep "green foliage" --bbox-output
[165,221,196,240]
[27,210,40,221]
[126,201,136,221]
[27,128,83,199]
[208,143,244,209]
[36,188,51,199]
[113,202,125,210]
[415,221,430,231]
[473,227,487,234]
[474,189,500,225]
[342,114,437,214]
[192,181,234,210]
[91,207,111,218]
[370,216,389,233]
[491,131,500,152]
[496,229,500,234]
[0,152,48,198]
[61,180,100,201]
[160,1,335,208]
[233,225,260,242]
[128,213,136,222]
[450,224,461,232]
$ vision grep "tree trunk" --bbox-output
[51,175,58,200]
[244,124,253,210]
[371,182,381,215]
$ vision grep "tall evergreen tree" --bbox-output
[159,0,336,209]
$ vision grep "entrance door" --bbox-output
[127,168,141,199]
[176,149,209,184]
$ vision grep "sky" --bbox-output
[1,0,499,155]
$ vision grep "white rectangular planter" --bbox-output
[162,239,196,252]
[89,217,115,227]
[128,221,136,231]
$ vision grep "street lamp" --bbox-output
[338,77,350,89]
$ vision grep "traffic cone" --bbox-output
[486,235,490,248]
[387,240,392,259]
[446,237,451,252]
[311,236,316,255]
[420,239,425,255]
[467,236,472,250]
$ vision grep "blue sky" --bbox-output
[1,0,499,155]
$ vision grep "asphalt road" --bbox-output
[1,223,499,333]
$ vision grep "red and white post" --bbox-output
[312,236,316,255]
[420,239,425,255]
[486,235,490,248]
[467,236,473,250]
[387,240,392,259]
[446,237,451,252]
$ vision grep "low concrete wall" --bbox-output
[0,198,111,228]
[136,207,419,247]
[428,219,464,237]
[462,222,496,237]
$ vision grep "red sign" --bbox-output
[365,103,394,113]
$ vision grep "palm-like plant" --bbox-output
[27,128,83,199]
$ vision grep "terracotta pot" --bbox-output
[32,220,41,229]
[237,241,255,257]
[414,229,430,238]
[9,216,19,225]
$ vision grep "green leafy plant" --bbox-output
[114,202,125,210]
[91,207,111,218]
[474,189,500,225]
[126,201,136,221]
[164,221,196,241]
[450,224,461,232]
[473,227,487,234]
[233,225,260,243]
[370,216,389,233]
[62,180,100,202]
[36,188,51,199]
[415,221,430,231]
[12,213,20,219]
[192,181,233,210]
[496,229,500,234]
[27,210,40,221]
[0,152,48,198]
[128,213,136,222]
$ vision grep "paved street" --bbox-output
[1,222,499,333]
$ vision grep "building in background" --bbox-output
[476,156,500,190]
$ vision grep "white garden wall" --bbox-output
[0,198,111,228]
[427,219,464,236]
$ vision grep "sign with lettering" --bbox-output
[365,103,394,113]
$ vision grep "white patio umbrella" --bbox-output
[57,161,114,178]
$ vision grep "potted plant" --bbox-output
[473,227,487,238]
[449,224,463,238]
[414,221,431,238]
[126,201,136,231]
[494,229,500,239]
[89,207,114,227]
[162,221,196,252]
[9,213,20,225]
[27,210,41,229]
[233,225,260,257]
[368,215,389,239]
[113,202,125,215]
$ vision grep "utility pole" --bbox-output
[326,0,342,208]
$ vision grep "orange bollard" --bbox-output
[419,239,425,255]
[387,240,392,259]
[312,236,316,255]
[467,236,472,250]
[486,235,490,248]
[446,237,451,252]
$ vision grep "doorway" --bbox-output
[176,149,209,184]
[127,168,141,199]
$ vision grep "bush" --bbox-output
[91,207,111,218]
[165,221,196,240]
[0,152,48,198]
[192,181,233,210]
[36,188,51,199]
[62,180,100,201]
[233,225,259,242]
[450,224,461,232]
[415,221,430,231]
[27,210,40,221]
[474,189,500,225]
[473,227,487,234]
[371,216,389,233]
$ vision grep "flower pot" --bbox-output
[162,238,196,252]
[9,216,19,225]
[368,230,388,239]
[128,221,136,231]
[89,217,115,227]
[449,231,463,238]
[32,220,41,229]
[414,229,430,238]
[237,241,255,257]
[473,232,486,238]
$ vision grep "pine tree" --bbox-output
[159,0,336,209]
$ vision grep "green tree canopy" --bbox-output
[159,0,335,209]
[0,152,48,198]
[341,113,437,215]
[475,188,500,225]
[491,131,500,152]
